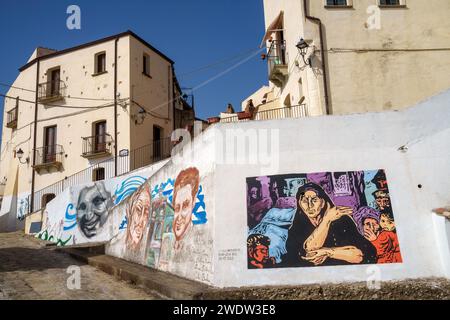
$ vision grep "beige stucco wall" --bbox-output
[128,36,174,152]
[0,34,176,218]
[261,0,450,115]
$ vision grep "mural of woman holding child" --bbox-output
[246,170,402,269]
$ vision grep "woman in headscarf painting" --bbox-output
[283,183,377,267]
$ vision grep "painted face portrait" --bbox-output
[247,234,275,269]
[172,167,199,243]
[76,183,112,238]
[126,184,151,250]
[363,217,381,241]
[173,184,194,241]
[299,190,325,219]
[380,213,395,231]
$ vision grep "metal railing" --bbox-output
[33,144,64,167]
[267,40,287,76]
[82,134,113,157]
[29,137,173,214]
[38,80,66,101]
[254,104,308,120]
[6,107,18,128]
[219,104,308,123]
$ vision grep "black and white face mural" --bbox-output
[76,183,113,238]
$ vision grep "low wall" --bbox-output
[211,89,450,287]
[28,89,450,289]
[106,132,215,284]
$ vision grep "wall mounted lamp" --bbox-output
[296,38,312,67]
[16,148,30,164]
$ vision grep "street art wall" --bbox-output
[246,170,402,269]
[106,166,213,284]
[35,160,168,246]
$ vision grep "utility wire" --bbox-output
[0,82,115,101]
[177,48,260,79]
[0,93,124,109]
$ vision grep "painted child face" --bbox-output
[128,187,150,248]
[252,244,269,263]
[363,218,381,236]
[300,190,325,219]
[173,184,194,241]
[380,213,395,231]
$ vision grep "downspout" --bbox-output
[171,66,175,131]
[303,0,331,115]
[114,38,118,176]
[30,59,40,213]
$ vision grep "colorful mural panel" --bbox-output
[246,170,402,269]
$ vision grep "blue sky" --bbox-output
[0,0,268,141]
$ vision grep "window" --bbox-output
[49,68,60,96]
[94,121,107,152]
[380,0,400,5]
[93,168,105,181]
[44,125,57,163]
[95,52,106,74]
[143,53,150,76]
[42,193,56,207]
[326,0,348,5]
[153,126,162,160]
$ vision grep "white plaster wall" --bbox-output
[106,128,216,284]
[211,89,450,287]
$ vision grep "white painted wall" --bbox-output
[210,89,450,287]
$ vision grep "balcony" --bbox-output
[38,80,66,103]
[33,145,64,172]
[82,134,113,159]
[219,104,308,123]
[267,40,288,87]
[6,107,18,129]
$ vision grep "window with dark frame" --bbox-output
[379,0,400,5]
[143,53,150,76]
[96,52,106,74]
[326,0,347,5]
[94,121,107,153]
[93,167,105,181]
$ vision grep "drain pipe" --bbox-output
[30,59,40,213]
[114,37,118,176]
[303,0,331,115]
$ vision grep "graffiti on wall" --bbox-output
[36,174,149,246]
[145,167,207,270]
[76,182,113,238]
[246,170,402,269]
[17,196,29,220]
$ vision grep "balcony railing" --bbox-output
[6,107,18,128]
[82,134,113,158]
[28,137,173,215]
[38,80,66,102]
[267,40,288,86]
[33,144,64,171]
[219,104,308,123]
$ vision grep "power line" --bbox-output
[0,93,124,109]
[177,48,261,79]
[0,82,115,101]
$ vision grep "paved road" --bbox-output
[0,232,162,299]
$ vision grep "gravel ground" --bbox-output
[205,278,450,300]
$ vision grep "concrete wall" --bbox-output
[106,131,215,284]
[34,159,169,246]
[211,89,450,287]
[28,89,450,288]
